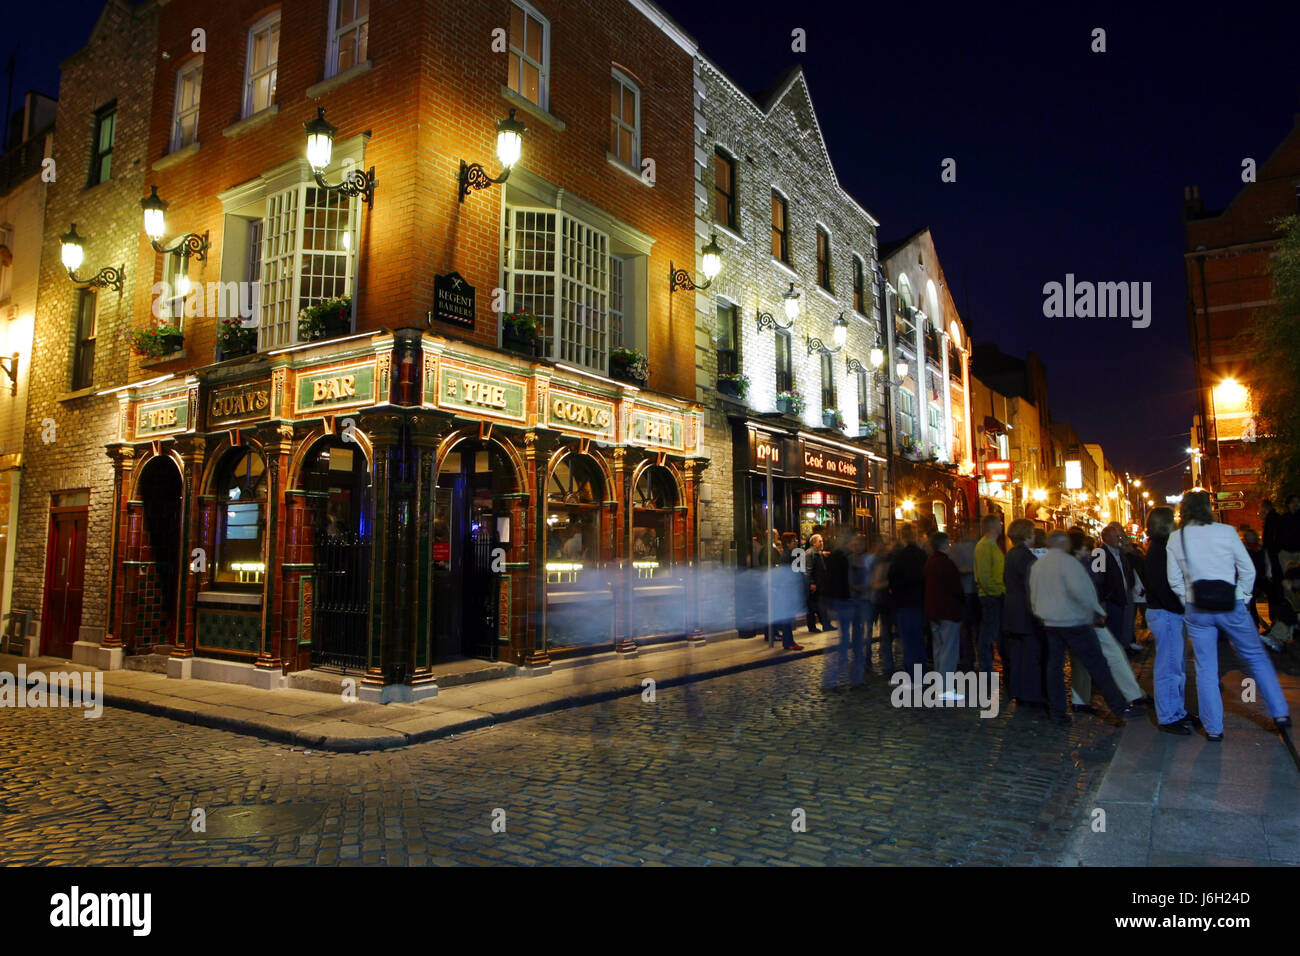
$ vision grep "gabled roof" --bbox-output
[699,58,879,228]
[878,226,931,262]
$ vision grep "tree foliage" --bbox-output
[1247,215,1300,498]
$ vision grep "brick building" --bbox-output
[1183,114,1300,523]
[14,0,159,666]
[693,62,887,580]
[19,0,710,699]
[0,92,55,639]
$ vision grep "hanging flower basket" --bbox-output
[217,317,257,359]
[127,322,184,359]
[501,309,539,356]
[717,372,749,399]
[609,346,649,386]
[776,390,806,415]
[298,295,353,342]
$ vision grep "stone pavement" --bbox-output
[0,640,1120,866]
[0,628,839,752]
[1068,639,1300,866]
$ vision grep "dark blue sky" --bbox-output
[9,1,1299,501]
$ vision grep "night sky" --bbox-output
[9,1,1300,501]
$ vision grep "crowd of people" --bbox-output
[748,488,1294,738]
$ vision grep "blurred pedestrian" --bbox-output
[871,538,897,675]
[822,526,863,687]
[1144,507,1190,734]
[851,533,878,672]
[1167,490,1291,740]
[889,523,928,683]
[925,532,965,700]
[1003,518,1045,706]
[1030,530,1136,725]
[1242,527,1270,634]
[974,514,1006,677]
[950,524,980,669]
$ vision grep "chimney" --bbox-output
[1182,184,1204,221]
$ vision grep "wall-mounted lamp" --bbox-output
[756,283,800,332]
[60,223,123,290]
[141,186,210,260]
[0,353,18,396]
[670,233,723,292]
[807,312,849,355]
[458,109,526,202]
[305,108,378,205]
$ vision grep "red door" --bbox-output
[41,506,89,658]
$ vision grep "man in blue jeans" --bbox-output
[1166,490,1292,740]
[821,527,864,687]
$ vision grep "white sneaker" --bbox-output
[938,690,965,702]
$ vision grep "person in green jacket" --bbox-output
[974,514,1006,676]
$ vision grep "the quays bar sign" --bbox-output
[627,408,684,451]
[547,388,615,440]
[136,396,189,437]
[294,362,377,415]
[439,362,527,422]
[208,378,272,427]
[801,442,862,487]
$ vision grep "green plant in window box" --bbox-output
[217,317,257,359]
[127,321,184,359]
[823,408,846,431]
[717,372,749,399]
[609,346,650,385]
[501,309,539,355]
[860,419,881,440]
[901,436,922,459]
[297,295,353,342]
[776,390,806,415]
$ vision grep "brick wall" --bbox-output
[13,0,159,644]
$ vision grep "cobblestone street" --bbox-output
[0,653,1121,866]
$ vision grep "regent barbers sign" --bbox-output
[433,272,475,329]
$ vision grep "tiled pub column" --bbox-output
[103,444,136,651]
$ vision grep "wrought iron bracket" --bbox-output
[756,310,793,333]
[458,160,509,202]
[317,166,377,205]
[67,264,124,292]
[151,231,210,262]
[807,335,841,356]
[845,356,867,374]
[669,262,710,293]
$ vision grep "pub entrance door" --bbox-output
[40,491,90,658]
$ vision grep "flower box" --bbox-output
[610,347,649,387]
[823,409,845,431]
[501,310,539,356]
[298,295,353,342]
[776,391,806,416]
[717,373,749,399]
[128,323,184,359]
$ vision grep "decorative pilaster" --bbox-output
[522,430,551,668]
[254,422,294,670]
[172,435,206,659]
[613,446,635,655]
[103,444,136,649]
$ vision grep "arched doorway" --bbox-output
[432,438,517,661]
[301,438,371,671]
[629,464,686,639]
[544,451,611,652]
[133,455,183,651]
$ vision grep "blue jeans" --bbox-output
[930,619,961,677]
[978,595,1002,675]
[823,598,865,686]
[1146,608,1186,725]
[897,606,925,678]
[1184,601,1290,735]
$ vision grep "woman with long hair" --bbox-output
[1166,490,1291,741]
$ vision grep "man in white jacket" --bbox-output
[1165,490,1291,741]
[1030,531,1136,725]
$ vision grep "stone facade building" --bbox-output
[692,62,887,588]
[14,0,159,665]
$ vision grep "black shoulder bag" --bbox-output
[1181,525,1237,612]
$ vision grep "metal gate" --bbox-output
[465,530,499,660]
[311,531,371,672]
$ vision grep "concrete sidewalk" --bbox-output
[1069,644,1300,866]
[0,628,835,752]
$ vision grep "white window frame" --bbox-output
[610,69,641,169]
[258,182,359,350]
[326,0,369,78]
[170,56,203,152]
[243,12,281,119]
[503,204,612,374]
[508,1,550,111]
